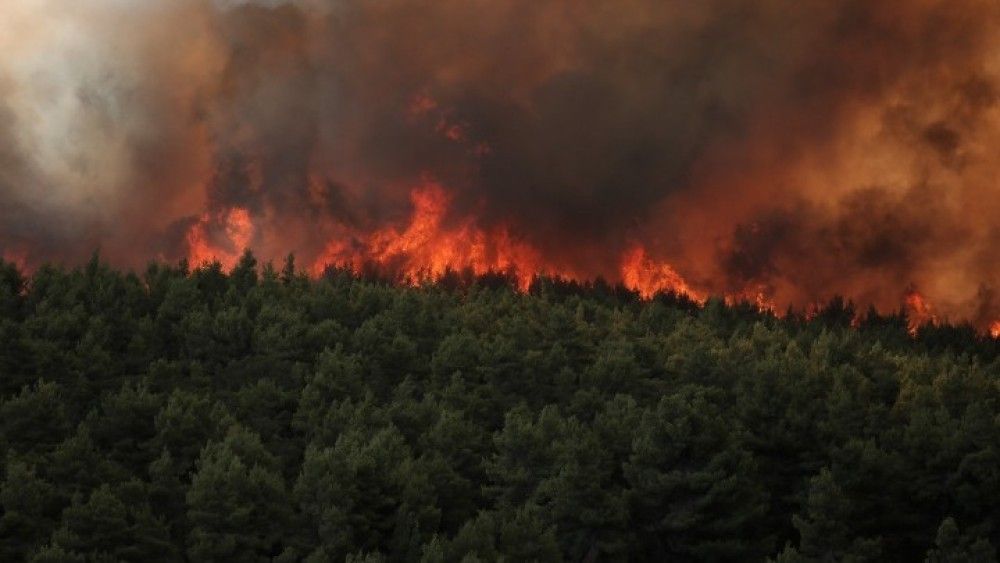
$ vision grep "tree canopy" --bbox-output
[1,252,999,561]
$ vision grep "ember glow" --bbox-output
[620,246,704,302]
[1,248,27,274]
[186,207,255,271]
[904,290,938,335]
[312,182,545,291]
[308,182,703,300]
[2,0,1000,333]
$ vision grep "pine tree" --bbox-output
[924,517,996,563]
[0,460,62,560]
[0,380,70,459]
[51,482,177,561]
[186,426,292,561]
[624,388,771,560]
[294,426,437,560]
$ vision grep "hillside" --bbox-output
[1,253,998,562]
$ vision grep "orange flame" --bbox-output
[313,182,543,290]
[186,207,254,270]
[904,290,937,335]
[724,284,777,313]
[174,181,1000,336]
[313,181,703,300]
[620,245,704,302]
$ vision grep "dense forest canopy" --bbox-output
[0,252,999,562]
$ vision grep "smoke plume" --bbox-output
[1,0,999,326]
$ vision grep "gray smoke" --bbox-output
[1,0,999,324]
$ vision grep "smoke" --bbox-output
[1,0,999,325]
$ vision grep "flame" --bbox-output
[724,284,777,313]
[904,289,937,335]
[313,182,544,290]
[2,1,1000,339]
[990,321,1000,339]
[620,246,705,302]
[186,207,254,270]
[312,181,704,301]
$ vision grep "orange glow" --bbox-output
[312,181,704,301]
[313,182,544,290]
[990,321,1000,339]
[437,120,465,142]
[186,207,254,270]
[407,93,438,117]
[408,94,482,149]
[2,249,27,272]
[3,1,1000,338]
[904,290,937,335]
[620,245,704,302]
[724,284,777,313]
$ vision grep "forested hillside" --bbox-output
[1,252,999,562]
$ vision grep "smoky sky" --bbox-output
[1,0,999,324]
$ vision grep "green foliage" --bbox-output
[0,380,70,459]
[925,517,996,563]
[29,543,86,563]
[1,255,999,560]
[185,425,292,561]
[0,460,61,559]
[625,388,771,560]
[51,482,177,561]
[294,426,437,560]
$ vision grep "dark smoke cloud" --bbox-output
[2,0,999,324]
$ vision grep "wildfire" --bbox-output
[310,181,704,300]
[904,290,937,335]
[620,246,705,302]
[163,178,1000,339]
[313,183,544,290]
[408,93,490,156]
[186,207,254,270]
[723,285,777,313]
[2,248,27,272]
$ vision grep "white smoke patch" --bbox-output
[0,0,225,257]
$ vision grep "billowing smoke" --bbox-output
[1,0,999,326]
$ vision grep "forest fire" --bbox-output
[178,177,1000,337]
[306,182,703,300]
[904,290,938,335]
[619,246,704,302]
[186,208,255,271]
[2,0,1000,334]
[7,4,1000,561]
[310,183,544,291]
[1,249,27,274]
